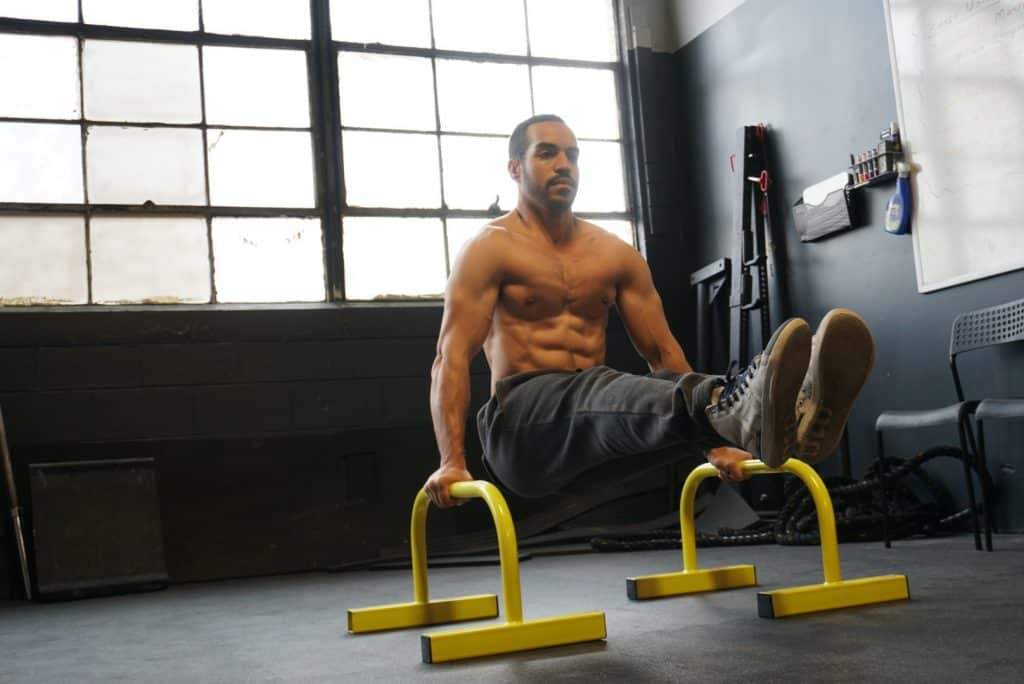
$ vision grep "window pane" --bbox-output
[527,0,617,61]
[598,219,635,246]
[441,135,515,211]
[202,0,310,39]
[0,123,83,203]
[0,216,87,305]
[342,131,440,208]
[83,0,198,31]
[0,0,78,22]
[330,0,431,48]
[213,218,324,303]
[83,40,201,124]
[445,218,486,271]
[573,141,626,212]
[203,46,309,128]
[436,60,531,134]
[432,0,526,55]
[90,217,210,304]
[207,129,315,208]
[531,66,619,139]
[343,217,446,299]
[338,52,435,131]
[87,126,205,205]
[0,34,80,119]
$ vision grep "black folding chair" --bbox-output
[874,297,1024,551]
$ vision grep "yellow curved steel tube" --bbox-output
[418,482,605,663]
[630,458,909,616]
[679,460,841,583]
[351,480,606,661]
[410,482,523,622]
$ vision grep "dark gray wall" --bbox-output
[674,0,1024,528]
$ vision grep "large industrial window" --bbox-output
[0,0,633,305]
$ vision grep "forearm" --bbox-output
[646,340,693,374]
[429,354,471,469]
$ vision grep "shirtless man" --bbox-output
[423,114,874,509]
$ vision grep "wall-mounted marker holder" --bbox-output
[848,122,903,189]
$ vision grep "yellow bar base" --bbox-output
[626,564,757,600]
[421,611,607,663]
[757,574,910,619]
[347,594,498,634]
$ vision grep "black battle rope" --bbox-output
[590,446,977,552]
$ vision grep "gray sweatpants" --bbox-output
[476,366,728,498]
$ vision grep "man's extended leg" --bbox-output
[478,318,814,496]
[478,366,728,497]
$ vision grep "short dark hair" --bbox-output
[508,114,566,160]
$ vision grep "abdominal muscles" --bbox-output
[485,304,609,381]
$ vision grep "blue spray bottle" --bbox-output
[884,162,911,235]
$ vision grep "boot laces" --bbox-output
[716,356,760,411]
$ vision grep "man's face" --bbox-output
[510,121,579,210]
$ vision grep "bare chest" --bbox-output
[499,243,618,321]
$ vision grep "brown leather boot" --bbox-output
[794,309,875,464]
[706,318,811,468]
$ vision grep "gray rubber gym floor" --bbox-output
[1,534,1022,682]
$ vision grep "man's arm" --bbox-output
[615,241,750,481]
[614,244,692,373]
[424,231,502,508]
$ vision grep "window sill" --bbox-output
[0,300,444,314]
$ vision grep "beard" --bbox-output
[525,171,577,211]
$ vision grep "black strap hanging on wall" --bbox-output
[729,124,776,370]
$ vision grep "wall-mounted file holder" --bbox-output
[793,172,853,242]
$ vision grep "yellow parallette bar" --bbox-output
[422,611,607,664]
[348,481,607,663]
[679,460,841,583]
[347,595,498,634]
[758,574,910,618]
[626,565,757,600]
[629,458,910,618]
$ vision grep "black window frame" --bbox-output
[0,0,638,307]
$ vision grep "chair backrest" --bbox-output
[948,297,1024,400]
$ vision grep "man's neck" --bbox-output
[515,202,575,244]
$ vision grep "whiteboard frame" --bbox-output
[882,0,1024,293]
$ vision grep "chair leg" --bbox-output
[958,423,982,551]
[876,431,890,549]
[976,420,995,551]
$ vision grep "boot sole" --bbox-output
[761,318,812,468]
[799,309,875,464]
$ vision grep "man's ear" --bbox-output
[508,158,520,181]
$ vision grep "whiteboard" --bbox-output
[884,0,1024,292]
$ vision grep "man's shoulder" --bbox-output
[463,216,521,251]
[576,217,615,237]
[450,217,518,276]
[576,218,634,252]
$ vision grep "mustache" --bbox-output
[548,175,576,188]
